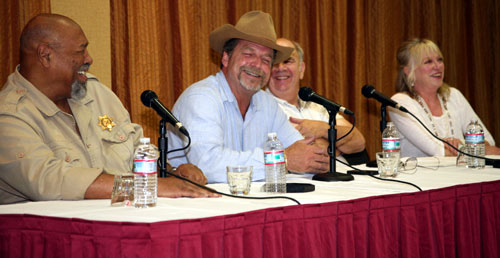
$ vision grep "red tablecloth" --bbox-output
[1,180,500,258]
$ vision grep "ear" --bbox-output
[37,43,52,68]
[403,66,410,76]
[221,51,230,69]
[299,61,306,80]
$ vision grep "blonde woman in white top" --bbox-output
[388,38,500,157]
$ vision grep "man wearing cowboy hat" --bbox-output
[167,11,329,183]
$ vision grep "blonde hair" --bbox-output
[395,38,450,99]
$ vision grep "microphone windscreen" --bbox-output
[361,85,375,98]
[141,90,157,107]
[298,87,314,101]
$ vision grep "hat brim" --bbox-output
[209,24,293,64]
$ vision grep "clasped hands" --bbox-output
[285,117,332,173]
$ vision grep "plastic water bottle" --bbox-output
[264,132,286,193]
[465,120,485,169]
[382,122,401,154]
[133,137,158,208]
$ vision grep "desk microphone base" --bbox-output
[312,172,354,182]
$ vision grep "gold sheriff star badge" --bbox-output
[98,115,116,131]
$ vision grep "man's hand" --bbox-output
[290,116,365,154]
[289,117,329,139]
[313,138,342,157]
[172,163,208,185]
[285,137,329,173]
[85,167,218,199]
[158,177,220,198]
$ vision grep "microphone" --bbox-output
[140,90,189,137]
[298,87,354,115]
[361,85,408,113]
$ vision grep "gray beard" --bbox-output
[238,67,265,91]
[71,80,87,100]
[239,77,264,91]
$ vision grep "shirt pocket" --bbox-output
[101,123,137,168]
[47,141,82,166]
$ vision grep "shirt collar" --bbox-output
[13,65,93,116]
[264,88,303,110]
[216,71,236,103]
[298,98,308,110]
[13,66,60,117]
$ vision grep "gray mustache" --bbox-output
[240,66,264,77]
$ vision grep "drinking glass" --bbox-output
[376,152,400,178]
[226,166,253,195]
[111,174,134,206]
[456,144,467,167]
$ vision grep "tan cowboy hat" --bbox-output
[209,10,292,64]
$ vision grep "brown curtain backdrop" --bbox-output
[110,0,500,158]
[2,0,498,159]
[0,0,51,84]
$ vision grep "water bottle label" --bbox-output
[465,133,484,145]
[264,150,285,165]
[382,138,400,151]
[133,159,157,174]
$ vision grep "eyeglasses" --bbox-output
[399,157,440,174]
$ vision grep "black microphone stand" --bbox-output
[366,104,388,168]
[158,119,168,178]
[380,104,388,133]
[312,110,354,182]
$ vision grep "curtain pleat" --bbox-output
[108,0,500,157]
[1,0,499,156]
[0,0,50,89]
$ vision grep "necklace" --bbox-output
[416,94,455,138]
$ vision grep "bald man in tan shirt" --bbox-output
[0,14,217,204]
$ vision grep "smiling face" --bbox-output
[410,50,445,93]
[222,40,273,94]
[50,24,93,99]
[268,38,305,98]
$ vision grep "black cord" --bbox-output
[337,114,355,142]
[336,158,423,191]
[165,132,300,204]
[407,112,498,164]
[166,171,301,205]
[367,174,422,191]
[167,134,191,154]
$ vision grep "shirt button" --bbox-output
[119,135,125,141]
[17,152,25,159]
[65,155,71,162]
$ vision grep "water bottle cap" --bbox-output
[140,137,150,144]
[387,122,394,126]
[267,132,277,138]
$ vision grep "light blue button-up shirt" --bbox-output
[167,71,303,183]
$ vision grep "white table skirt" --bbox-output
[1,156,499,223]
